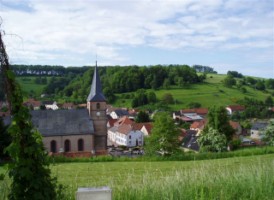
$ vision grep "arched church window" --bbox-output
[78,139,84,151]
[96,102,100,109]
[50,140,57,153]
[64,139,71,152]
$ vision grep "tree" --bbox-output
[162,93,174,104]
[263,119,274,146]
[265,96,273,107]
[0,117,10,159]
[147,91,157,103]
[163,78,170,89]
[204,106,234,141]
[135,110,150,123]
[1,31,63,199]
[197,127,227,152]
[223,75,236,88]
[145,112,180,156]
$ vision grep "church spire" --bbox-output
[87,61,106,102]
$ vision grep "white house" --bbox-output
[108,124,143,147]
[43,101,59,110]
[250,122,268,140]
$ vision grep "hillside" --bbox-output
[13,70,273,110]
[113,73,274,110]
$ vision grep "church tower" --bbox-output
[87,62,107,154]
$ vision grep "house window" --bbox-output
[50,140,57,153]
[78,139,84,151]
[96,103,100,109]
[129,135,131,139]
[64,139,71,152]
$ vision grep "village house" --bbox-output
[173,108,208,123]
[23,98,42,110]
[43,100,59,110]
[250,122,268,140]
[190,119,207,135]
[61,102,76,110]
[226,105,245,115]
[108,116,144,147]
[110,109,130,119]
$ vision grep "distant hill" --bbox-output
[10,65,274,110]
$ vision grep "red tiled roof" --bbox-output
[180,108,208,115]
[114,116,134,126]
[117,124,132,135]
[190,119,207,129]
[229,121,240,130]
[62,102,75,109]
[227,105,245,111]
[108,119,118,127]
[23,98,41,108]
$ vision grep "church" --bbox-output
[30,63,108,156]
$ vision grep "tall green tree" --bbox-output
[197,127,227,152]
[223,75,236,88]
[135,110,150,123]
[0,117,10,159]
[264,119,274,146]
[204,106,234,141]
[1,31,63,200]
[145,112,180,156]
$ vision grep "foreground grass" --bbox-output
[1,154,274,200]
[52,154,274,200]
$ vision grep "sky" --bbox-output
[0,0,273,78]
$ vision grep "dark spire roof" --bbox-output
[87,61,106,102]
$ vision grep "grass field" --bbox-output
[16,76,50,98]
[113,74,273,110]
[2,154,273,199]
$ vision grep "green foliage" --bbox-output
[145,112,180,156]
[204,106,234,141]
[227,70,243,78]
[265,96,273,107]
[188,102,201,108]
[4,69,61,200]
[223,75,236,88]
[135,110,150,123]
[131,90,157,107]
[103,87,116,103]
[161,93,174,104]
[263,119,274,146]
[198,127,227,152]
[1,39,64,200]
[0,118,10,159]
[255,80,265,90]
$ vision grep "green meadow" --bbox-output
[1,154,274,200]
[16,76,50,98]
[114,74,273,110]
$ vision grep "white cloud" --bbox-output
[0,0,273,74]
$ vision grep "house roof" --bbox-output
[62,102,75,109]
[251,122,268,131]
[226,105,245,111]
[31,109,94,136]
[180,108,208,114]
[190,119,206,129]
[87,62,106,102]
[114,116,134,126]
[108,118,118,127]
[229,121,241,130]
[181,130,199,151]
[23,98,41,108]
[112,109,129,117]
